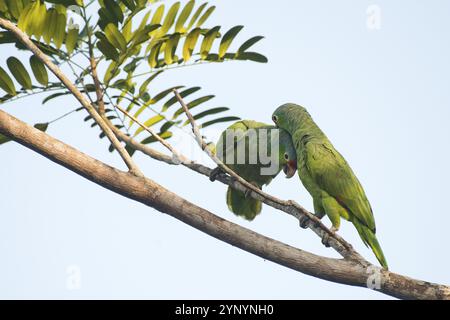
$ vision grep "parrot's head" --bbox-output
[278,129,297,179]
[272,103,308,133]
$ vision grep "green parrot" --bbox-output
[211,120,297,221]
[272,104,388,269]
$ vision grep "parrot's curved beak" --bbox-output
[283,160,297,178]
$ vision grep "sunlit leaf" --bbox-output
[141,130,172,144]
[105,23,127,52]
[175,0,194,33]
[200,26,220,60]
[219,25,243,58]
[186,2,206,30]
[133,114,164,137]
[164,33,180,65]
[139,70,163,97]
[195,5,215,27]
[148,41,163,68]
[159,1,180,35]
[182,27,201,62]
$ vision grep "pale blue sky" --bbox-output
[1,0,449,299]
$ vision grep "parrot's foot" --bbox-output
[244,182,260,198]
[299,215,310,229]
[209,167,224,182]
[321,226,339,248]
[299,212,326,229]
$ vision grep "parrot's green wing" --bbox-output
[305,141,376,231]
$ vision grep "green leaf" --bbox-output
[159,1,180,35]
[182,27,201,62]
[97,39,120,61]
[42,91,70,104]
[105,23,127,52]
[0,66,16,96]
[150,85,184,104]
[53,9,67,49]
[195,5,215,28]
[17,2,33,34]
[175,0,194,33]
[236,52,268,63]
[0,31,16,44]
[200,26,220,60]
[237,36,264,54]
[141,131,172,144]
[219,25,243,58]
[162,86,200,111]
[201,116,240,128]
[173,95,215,119]
[186,107,229,124]
[139,70,163,97]
[133,115,165,137]
[7,57,32,90]
[160,120,177,133]
[129,100,151,128]
[43,7,58,45]
[121,0,136,11]
[32,1,48,39]
[186,2,207,30]
[148,41,163,68]
[104,61,120,85]
[164,33,180,65]
[30,55,48,87]
[4,0,20,19]
[150,4,164,26]
[44,0,83,6]
[104,0,124,25]
[65,26,79,54]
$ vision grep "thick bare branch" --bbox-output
[0,18,142,176]
[1,108,449,300]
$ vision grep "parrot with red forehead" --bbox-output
[272,104,388,269]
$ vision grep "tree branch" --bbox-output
[1,108,448,299]
[0,18,142,176]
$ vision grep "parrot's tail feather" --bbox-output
[353,220,388,269]
[226,187,262,221]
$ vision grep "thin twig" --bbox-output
[113,104,186,164]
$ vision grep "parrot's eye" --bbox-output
[272,115,278,123]
[284,153,289,160]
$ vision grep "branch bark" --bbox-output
[1,108,448,300]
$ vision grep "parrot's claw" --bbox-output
[244,182,260,198]
[321,227,338,248]
[209,167,224,182]
[299,216,310,229]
